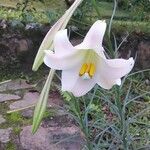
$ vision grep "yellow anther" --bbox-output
[79,63,87,76]
[79,63,96,79]
[85,63,91,73]
[89,63,96,77]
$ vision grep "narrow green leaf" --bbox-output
[127,69,150,77]
[32,69,55,134]
[125,92,150,107]
[128,107,150,123]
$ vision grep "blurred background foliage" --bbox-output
[0,0,149,35]
[0,0,149,24]
[73,0,149,24]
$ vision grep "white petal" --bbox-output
[54,29,75,56]
[95,73,121,89]
[84,20,106,48]
[71,78,96,97]
[100,57,134,79]
[81,20,106,50]
[75,20,106,58]
[94,57,130,89]
[61,64,80,91]
[44,50,85,70]
[61,64,96,97]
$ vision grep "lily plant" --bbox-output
[32,0,83,133]
[44,20,135,97]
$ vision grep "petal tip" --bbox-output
[129,57,134,61]
[128,57,135,68]
[96,20,106,26]
[116,79,121,86]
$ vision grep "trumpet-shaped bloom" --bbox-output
[44,20,134,97]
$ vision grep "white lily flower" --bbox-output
[44,20,135,97]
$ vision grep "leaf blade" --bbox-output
[32,69,55,133]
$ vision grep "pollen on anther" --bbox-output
[79,63,96,79]
[89,64,96,77]
[79,63,87,76]
[85,64,91,73]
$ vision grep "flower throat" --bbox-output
[79,50,98,80]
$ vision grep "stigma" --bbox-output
[79,63,96,80]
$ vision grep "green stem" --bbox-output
[108,0,117,38]
[106,34,115,58]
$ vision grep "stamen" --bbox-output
[79,50,98,79]
[79,63,96,79]
[79,63,87,76]
[85,64,91,73]
[89,63,96,77]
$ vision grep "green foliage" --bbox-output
[43,109,55,119]
[104,0,150,12]
[16,0,35,22]
[117,0,150,11]
[74,0,149,25]
[117,0,150,20]
[112,20,150,34]
[0,7,54,23]
[6,112,31,129]
[13,127,22,135]
[129,0,150,21]
[6,141,16,150]
[73,0,93,22]
[16,0,44,22]
[7,112,23,123]
[0,0,62,23]
[5,112,32,127]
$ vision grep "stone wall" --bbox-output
[0,20,52,72]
